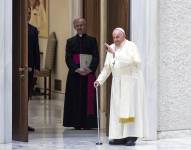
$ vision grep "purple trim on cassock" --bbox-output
[87,73,96,115]
[72,54,80,64]
[72,53,95,115]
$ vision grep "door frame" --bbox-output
[12,0,28,142]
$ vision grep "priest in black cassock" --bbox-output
[63,18,99,130]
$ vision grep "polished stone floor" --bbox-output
[1,99,191,149]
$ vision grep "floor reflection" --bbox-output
[1,99,191,149]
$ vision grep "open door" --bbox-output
[12,0,28,142]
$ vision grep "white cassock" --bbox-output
[96,40,149,139]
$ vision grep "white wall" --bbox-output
[132,0,191,139]
[0,0,12,144]
[159,0,191,132]
[49,0,71,98]
[39,0,73,99]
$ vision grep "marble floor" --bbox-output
[1,99,191,150]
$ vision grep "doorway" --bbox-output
[12,0,130,142]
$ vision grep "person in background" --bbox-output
[28,6,40,131]
[63,17,99,130]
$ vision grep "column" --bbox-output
[100,0,107,129]
[131,0,159,140]
[0,0,12,143]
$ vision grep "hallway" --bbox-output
[1,99,191,149]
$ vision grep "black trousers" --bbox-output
[28,71,34,99]
[126,137,137,142]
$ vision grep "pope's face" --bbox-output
[112,30,125,46]
[74,19,86,35]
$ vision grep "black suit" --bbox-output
[28,24,40,97]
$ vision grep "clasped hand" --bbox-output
[75,67,92,76]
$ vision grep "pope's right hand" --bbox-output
[94,81,100,88]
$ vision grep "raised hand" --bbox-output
[104,43,115,54]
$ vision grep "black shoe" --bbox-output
[109,139,126,145]
[125,137,137,146]
[28,126,35,132]
[83,127,91,130]
[125,140,136,146]
[74,127,81,130]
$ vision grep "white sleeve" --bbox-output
[96,53,112,85]
[132,43,141,64]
